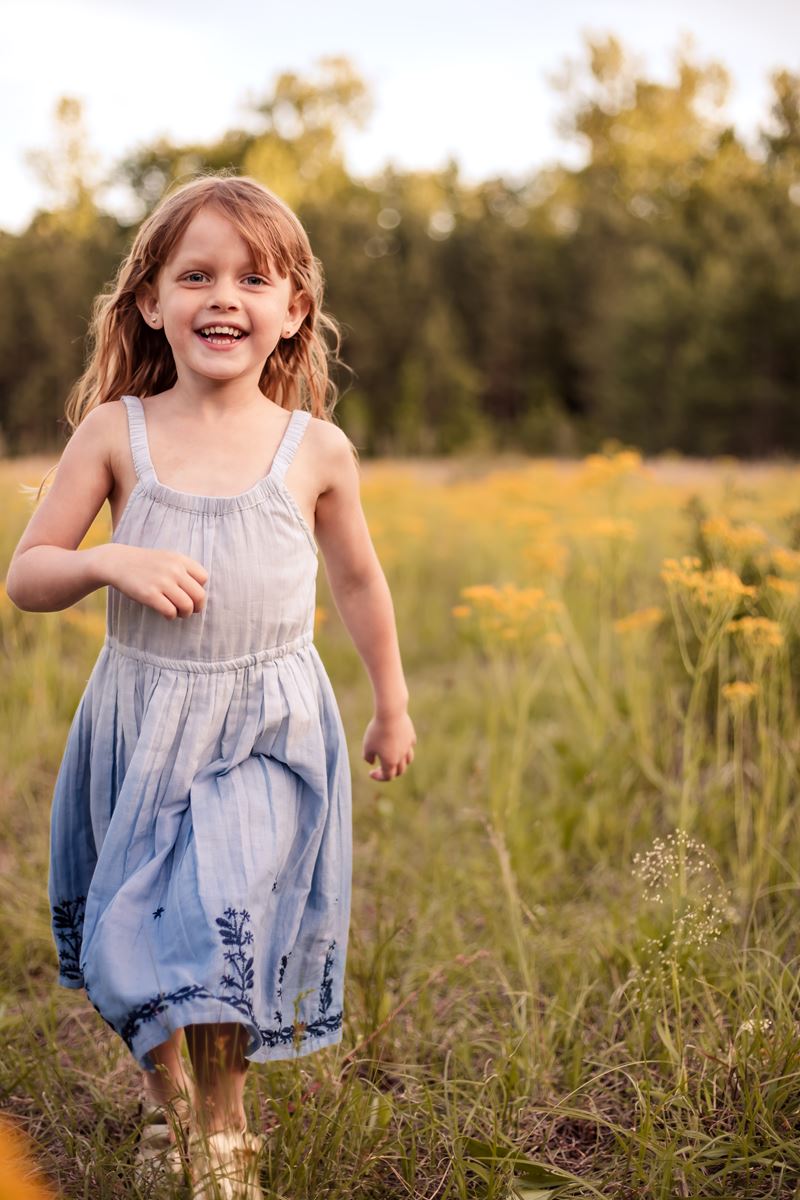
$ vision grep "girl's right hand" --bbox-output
[103,544,208,620]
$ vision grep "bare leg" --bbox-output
[142,1027,195,1108]
[185,1023,249,1135]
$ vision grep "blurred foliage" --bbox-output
[2,40,800,458]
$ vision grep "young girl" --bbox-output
[6,174,416,1199]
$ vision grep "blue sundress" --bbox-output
[48,394,352,1073]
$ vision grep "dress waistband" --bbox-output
[104,631,313,673]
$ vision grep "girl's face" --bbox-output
[137,206,310,390]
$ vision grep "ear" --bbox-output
[282,290,312,339]
[135,288,162,330]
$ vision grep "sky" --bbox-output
[2,0,799,232]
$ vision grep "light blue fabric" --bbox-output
[48,395,352,1072]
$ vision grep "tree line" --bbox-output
[2,39,799,458]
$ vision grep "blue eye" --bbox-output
[245,275,267,286]
[185,272,206,282]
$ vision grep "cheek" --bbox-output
[165,298,197,330]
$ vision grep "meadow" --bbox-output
[1,445,800,1199]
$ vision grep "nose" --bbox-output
[208,279,240,311]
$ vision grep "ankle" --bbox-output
[142,1074,194,1109]
[193,1107,248,1138]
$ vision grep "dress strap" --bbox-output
[120,395,156,484]
[269,409,311,483]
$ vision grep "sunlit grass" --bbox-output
[2,446,800,1197]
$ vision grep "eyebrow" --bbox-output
[170,251,275,274]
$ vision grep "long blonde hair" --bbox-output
[66,173,345,428]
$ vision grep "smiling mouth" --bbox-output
[195,325,249,346]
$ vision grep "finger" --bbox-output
[159,599,179,621]
[185,577,207,612]
[185,557,210,585]
[162,581,196,619]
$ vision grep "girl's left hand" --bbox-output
[363,711,417,781]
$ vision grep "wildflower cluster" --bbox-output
[701,515,769,559]
[452,583,563,647]
[521,537,570,580]
[577,447,645,489]
[769,546,800,576]
[721,680,759,710]
[613,605,664,636]
[736,1017,773,1039]
[630,830,734,1005]
[725,616,784,654]
[660,556,757,609]
[765,574,799,599]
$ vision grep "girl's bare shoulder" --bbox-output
[68,398,130,480]
[88,397,136,484]
[8,400,127,564]
[305,414,359,494]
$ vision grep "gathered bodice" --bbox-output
[105,395,319,668]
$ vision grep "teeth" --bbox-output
[198,325,244,338]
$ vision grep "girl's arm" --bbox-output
[5,405,119,610]
[313,423,416,781]
[5,404,207,620]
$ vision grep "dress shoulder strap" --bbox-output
[269,409,311,484]
[120,395,156,484]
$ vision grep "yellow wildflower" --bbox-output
[613,606,664,634]
[660,556,703,584]
[701,515,768,554]
[765,575,799,598]
[661,557,756,608]
[461,584,502,602]
[721,680,759,708]
[455,582,562,644]
[522,539,570,579]
[702,568,757,605]
[725,616,783,651]
[578,447,644,488]
[772,547,800,577]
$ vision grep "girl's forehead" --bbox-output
[166,207,276,270]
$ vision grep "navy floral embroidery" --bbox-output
[217,907,255,1015]
[120,984,214,1047]
[52,895,86,982]
[152,906,164,920]
[299,939,341,1042]
[113,905,342,1053]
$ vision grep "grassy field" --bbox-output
[1,445,800,1199]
